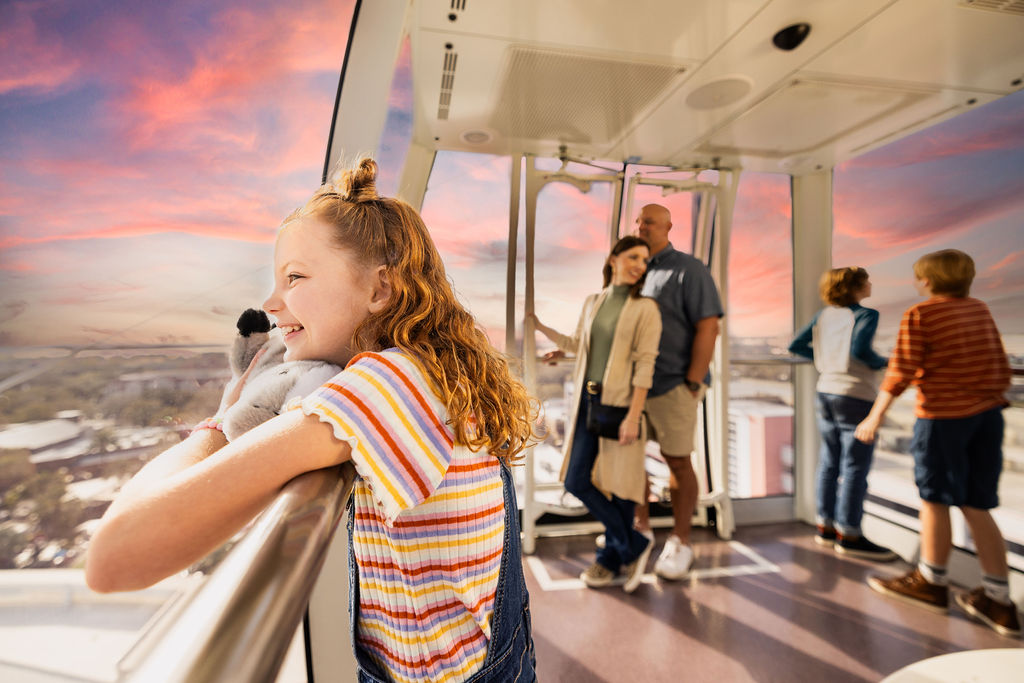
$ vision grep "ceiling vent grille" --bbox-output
[489,47,683,145]
[957,0,1024,15]
[450,0,466,9]
[437,48,457,120]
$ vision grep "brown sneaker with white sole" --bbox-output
[956,587,1021,638]
[868,568,949,613]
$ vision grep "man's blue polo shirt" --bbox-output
[640,244,724,396]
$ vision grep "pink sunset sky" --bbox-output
[2,0,1022,351]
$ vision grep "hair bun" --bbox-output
[329,157,379,203]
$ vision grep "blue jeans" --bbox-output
[350,462,536,682]
[815,392,876,536]
[565,393,649,573]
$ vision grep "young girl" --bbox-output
[788,266,893,560]
[86,159,538,682]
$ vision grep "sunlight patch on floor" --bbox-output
[525,540,780,592]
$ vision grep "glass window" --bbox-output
[727,172,794,498]
[0,1,359,678]
[376,35,413,198]
[418,152,513,347]
[833,89,1024,565]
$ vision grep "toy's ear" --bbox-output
[228,308,272,377]
[237,308,271,337]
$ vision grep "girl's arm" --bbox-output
[85,410,349,593]
[787,313,817,360]
[851,308,888,369]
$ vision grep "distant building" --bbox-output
[0,414,173,469]
[728,400,794,498]
[109,368,229,398]
[0,415,93,466]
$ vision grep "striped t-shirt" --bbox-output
[300,350,504,683]
[880,297,1010,419]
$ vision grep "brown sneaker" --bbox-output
[580,562,615,588]
[956,587,1022,637]
[868,568,949,613]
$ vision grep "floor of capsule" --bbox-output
[524,521,1020,683]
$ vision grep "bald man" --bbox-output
[635,203,723,579]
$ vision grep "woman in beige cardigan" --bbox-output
[530,235,661,593]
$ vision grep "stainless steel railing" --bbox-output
[118,462,357,683]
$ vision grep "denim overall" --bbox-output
[348,462,536,682]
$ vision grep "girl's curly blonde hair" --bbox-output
[283,158,537,462]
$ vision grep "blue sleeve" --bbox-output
[683,260,724,323]
[788,311,818,360]
[851,308,888,370]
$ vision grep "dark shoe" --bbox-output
[868,568,949,613]
[956,587,1022,637]
[580,562,616,588]
[836,534,897,561]
[814,525,837,547]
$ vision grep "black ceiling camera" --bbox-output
[772,23,811,51]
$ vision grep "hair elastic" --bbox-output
[191,416,224,435]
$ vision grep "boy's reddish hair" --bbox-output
[819,267,869,306]
[913,249,975,298]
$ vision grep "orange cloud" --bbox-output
[989,250,1024,274]
[0,2,80,95]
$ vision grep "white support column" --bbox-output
[395,142,436,211]
[706,171,739,539]
[323,0,409,175]
[505,155,522,361]
[521,157,540,554]
[791,170,833,524]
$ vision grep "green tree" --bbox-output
[4,468,86,543]
[0,527,29,569]
[0,449,35,491]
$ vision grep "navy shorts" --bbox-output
[910,407,1004,509]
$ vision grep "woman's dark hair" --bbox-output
[602,235,651,298]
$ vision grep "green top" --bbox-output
[585,285,630,385]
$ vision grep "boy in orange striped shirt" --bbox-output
[854,249,1019,637]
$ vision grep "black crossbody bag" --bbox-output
[586,402,629,439]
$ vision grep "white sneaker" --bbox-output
[654,535,694,580]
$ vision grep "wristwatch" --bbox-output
[684,379,701,392]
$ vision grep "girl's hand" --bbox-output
[618,417,640,445]
[854,416,879,443]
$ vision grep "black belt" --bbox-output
[585,381,601,395]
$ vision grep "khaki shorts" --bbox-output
[644,382,705,457]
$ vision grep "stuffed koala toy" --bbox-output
[218,308,341,441]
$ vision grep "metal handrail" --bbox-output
[118,462,357,683]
